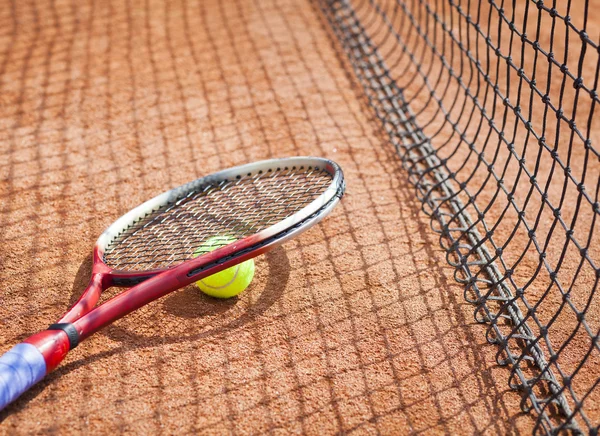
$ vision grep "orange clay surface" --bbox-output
[0,0,543,434]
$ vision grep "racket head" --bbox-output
[92,156,344,285]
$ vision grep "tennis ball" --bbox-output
[193,236,255,299]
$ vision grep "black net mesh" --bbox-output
[319,0,600,434]
[104,165,333,271]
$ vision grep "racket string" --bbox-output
[103,167,332,271]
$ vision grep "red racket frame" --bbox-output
[20,158,344,375]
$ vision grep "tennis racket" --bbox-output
[0,156,345,411]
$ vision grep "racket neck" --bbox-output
[58,272,106,324]
[73,267,185,341]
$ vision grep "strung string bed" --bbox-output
[320,0,600,434]
[104,166,332,271]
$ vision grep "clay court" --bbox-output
[0,0,599,434]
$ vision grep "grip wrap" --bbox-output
[0,343,46,411]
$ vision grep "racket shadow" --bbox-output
[0,246,290,420]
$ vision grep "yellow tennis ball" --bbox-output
[193,236,255,299]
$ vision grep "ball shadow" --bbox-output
[102,245,289,345]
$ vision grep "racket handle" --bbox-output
[0,343,46,411]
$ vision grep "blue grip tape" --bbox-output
[0,343,46,411]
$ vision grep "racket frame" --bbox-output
[24,157,344,373]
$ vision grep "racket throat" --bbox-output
[58,272,106,324]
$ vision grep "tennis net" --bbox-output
[319,0,600,433]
